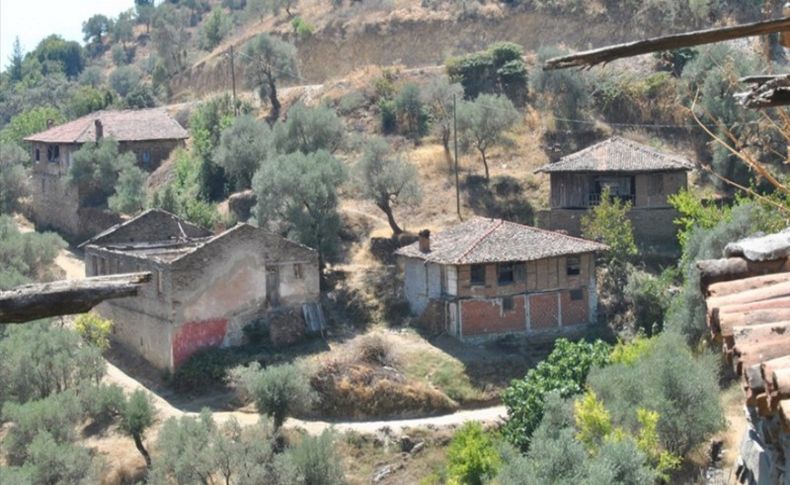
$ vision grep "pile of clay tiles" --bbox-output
[699,228,790,424]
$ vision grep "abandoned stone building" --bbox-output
[24,108,188,241]
[396,217,607,340]
[80,209,321,371]
[536,137,694,250]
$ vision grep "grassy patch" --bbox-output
[401,347,481,403]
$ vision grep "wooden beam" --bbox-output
[543,16,790,70]
[0,272,151,323]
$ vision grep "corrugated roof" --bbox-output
[395,217,608,264]
[24,108,189,144]
[535,137,694,173]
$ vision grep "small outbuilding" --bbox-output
[81,209,321,371]
[395,217,607,340]
[535,137,694,251]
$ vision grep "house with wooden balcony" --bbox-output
[535,137,694,251]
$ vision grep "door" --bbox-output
[266,266,280,307]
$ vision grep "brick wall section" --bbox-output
[530,292,560,329]
[561,289,588,326]
[461,296,526,336]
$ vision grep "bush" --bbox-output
[530,46,589,129]
[171,347,238,392]
[109,66,141,98]
[447,422,502,485]
[277,430,346,485]
[351,332,399,367]
[81,383,125,424]
[623,266,674,336]
[394,83,429,141]
[229,362,314,430]
[446,42,527,103]
[74,313,113,351]
[291,16,315,39]
[214,114,271,190]
[379,98,397,134]
[272,102,344,154]
[502,338,611,451]
[0,142,29,214]
[587,331,724,455]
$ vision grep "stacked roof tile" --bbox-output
[535,136,694,173]
[699,228,790,484]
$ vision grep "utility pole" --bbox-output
[453,94,462,221]
[229,44,238,116]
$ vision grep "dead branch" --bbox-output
[0,272,151,323]
[543,16,790,70]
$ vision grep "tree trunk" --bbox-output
[378,201,403,235]
[479,148,490,181]
[267,75,280,125]
[133,433,151,468]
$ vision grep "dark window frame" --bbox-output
[498,262,515,285]
[502,296,515,312]
[567,256,581,276]
[470,264,486,286]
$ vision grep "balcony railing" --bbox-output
[588,192,635,206]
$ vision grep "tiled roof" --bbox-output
[699,228,790,482]
[535,137,693,173]
[395,217,608,264]
[24,108,188,144]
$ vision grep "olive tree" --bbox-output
[243,33,298,123]
[422,78,463,154]
[457,94,519,181]
[229,363,314,431]
[214,114,271,190]
[108,160,146,215]
[109,66,141,98]
[68,137,138,204]
[253,150,345,265]
[272,103,344,154]
[354,136,421,235]
[120,389,155,467]
[0,142,29,214]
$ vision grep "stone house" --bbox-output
[80,209,321,371]
[535,137,694,250]
[395,217,607,340]
[24,108,188,241]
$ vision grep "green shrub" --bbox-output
[446,422,501,485]
[446,42,527,102]
[394,83,429,141]
[81,383,125,424]
[502,338,611,451]
[379,98,397,134]
[291,16,315,39]
[74,313,113,351]
[229,362,314,430]
[623,266,674,336]
[277,430,346,485]
[171,347,238,392]
[587,331,724,455]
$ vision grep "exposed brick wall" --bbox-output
[561,289,588,326]
[530,292,559,329]
[461,296,526,336]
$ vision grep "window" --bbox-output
[514,262,527,282]
[35,148,40,161]
[502,296,515,312]
[570,289,584,301]
[53,145,59,159]
[470,264,486,286]
[566,256,581,276]
[142,150,151,163]
[498,263,515,285]
[293,263,303,279]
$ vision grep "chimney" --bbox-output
[46,119,54,129]
[418,229,431,253]
[94,119,103,143]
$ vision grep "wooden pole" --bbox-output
[453,94,462,221]
[543,16,790,70]
[229,44,238,116]
[0,272,151,323]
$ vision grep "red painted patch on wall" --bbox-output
[172,318,228,368]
